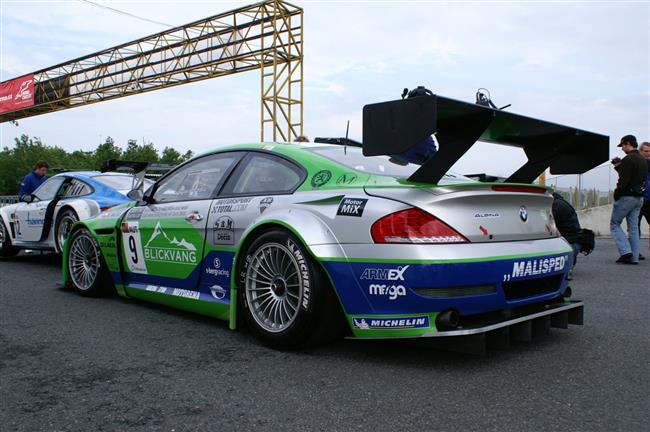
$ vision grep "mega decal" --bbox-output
[212,216,234,245]
[259,197,274,214]
[352,316,429,330]
[511,256,567,278]
[287,239,310,310]
[368,284,406,300]
[360,265,409,281]
[142,222,198,265]
[211,197,253,213]
[336,198,368,217]
[310,170,332,188]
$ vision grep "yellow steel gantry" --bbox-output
[0,0,304,142]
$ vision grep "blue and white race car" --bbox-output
[0,171,152,256]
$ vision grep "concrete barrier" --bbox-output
[578,203,649,238]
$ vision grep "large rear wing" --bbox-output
[362,92,609,184]
[101,159,176,194]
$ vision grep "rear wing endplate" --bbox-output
[362,93,609,184]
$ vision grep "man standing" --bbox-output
[19,160,48,200]
[610,135,647,264]
[638,142,650,256]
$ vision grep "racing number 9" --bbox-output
[128,235,138,264]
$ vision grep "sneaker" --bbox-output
[616,253,635,264]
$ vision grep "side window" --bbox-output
[152,153,239,203]
[32,177,66,201]
[227,154,303,195]
[63,179,92,197]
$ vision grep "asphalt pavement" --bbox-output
[1,238,648,432]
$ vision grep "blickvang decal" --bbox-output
[143,221,198,264]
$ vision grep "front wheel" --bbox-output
[240,229,343,349]
[55,209,78,253]
[0,219,19,257]
[67,228,111,296]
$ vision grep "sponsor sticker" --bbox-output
[360,265,409,281]
[205,256,230,277]
[352,315,429,330]
[211,197,253,214]
[510,255,567,279]
[474,212,500,219]
[336,198,368,217]
[209,285,227,300]
[368,284,406,300]
[259,197,274,214]
[142,222,198,265]
[212,216,234,245]
[310,170,332,188]
[26,212,44,225]
[336,173,358,185]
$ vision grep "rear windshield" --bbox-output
[92,175,153,191]
[310,146,475,184]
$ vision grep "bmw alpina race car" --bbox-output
[0,171,152,256]
[61,90,608,351]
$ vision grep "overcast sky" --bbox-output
[1,0,648,190]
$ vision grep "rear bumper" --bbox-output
[347,300,584,353]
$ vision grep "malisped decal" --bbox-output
[511,256,567,278]
[352,316,429,330]
[143,221,198,265]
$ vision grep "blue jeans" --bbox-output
[610,196,643,262]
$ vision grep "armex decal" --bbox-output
[360,265,409,281]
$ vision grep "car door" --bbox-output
[197,152,306,302]
[120,152,243,296]
[13,176,67,242]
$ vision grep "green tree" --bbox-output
[122,139,159,162]
[160,146,183,164]
[94,136,122,167]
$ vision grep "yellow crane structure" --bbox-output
[0,0,304,142]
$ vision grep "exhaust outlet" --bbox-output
[563,286,572,299]
[435,309,459,330]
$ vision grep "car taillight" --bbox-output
[371,208,468,244]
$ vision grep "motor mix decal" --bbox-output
[336,197,368,217]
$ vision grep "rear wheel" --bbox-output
[55,209,78,253]
[240,229,344,349]
[67,228,110,296]
[0,219,19,257]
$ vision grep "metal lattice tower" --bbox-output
[0,0,304,142]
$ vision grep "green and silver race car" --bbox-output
[61,91,608,350]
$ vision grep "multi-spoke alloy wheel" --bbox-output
[240,229,344,349]
[56,210,78,252]
[67,228,110,296]
[0,220,19,257]
[246,242,302,333]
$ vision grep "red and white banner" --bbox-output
[0,74,34,114]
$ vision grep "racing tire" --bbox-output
[0,219,20,257]
[67,228,111,297]
[240,229,344,350]
[55,208,78,253]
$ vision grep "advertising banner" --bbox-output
[0,75,35,114]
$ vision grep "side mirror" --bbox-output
[126,189,143,201]
[20,194,33,203]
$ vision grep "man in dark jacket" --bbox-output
[610,135,647,264]
[19,160,48,200]
[552,192,583,262]
[639,142,650,256]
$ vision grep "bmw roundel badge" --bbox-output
[519,205,528,222]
